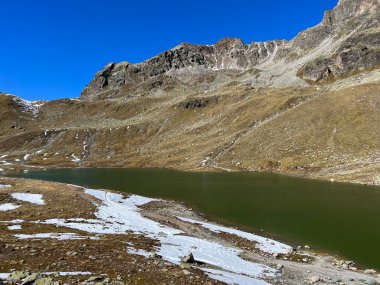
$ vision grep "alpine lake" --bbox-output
[6,168,380,270]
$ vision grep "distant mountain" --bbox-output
[1,0,379,186]
[81,0,380,99]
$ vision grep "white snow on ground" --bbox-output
[15,233,91,240]
[0,168,3,172]
[11,193,45,205]
[0,203,20,211]
[0,272,92,279]
[204,268,270,285]
[0,184,11,189]
[7,94,42,116]
[178,217,292,255]
[71,154,81,162]
[127,247,152,258]
[49,272,92,276]
[23,154,31,161]
[0,219,24,224]
[7,225,22,230]
[40,189,282,285]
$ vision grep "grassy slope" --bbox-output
[0,82,379,185]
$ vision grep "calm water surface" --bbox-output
[7,168,380,269]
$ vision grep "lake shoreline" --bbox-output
[0,177,379,285]
[1,162,380,188]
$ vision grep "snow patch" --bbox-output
[0,184,11,189]
[204,268,271,285]
[7,225,22,230]
[0,219,24,224]
[0,203,20,211]
[178,217,292,255]
[0,272,92,279]
[71,154,81,162]
[15,233,90,240]
[127,247,152,257]
[11,193,45,205]
[40,189,280,285]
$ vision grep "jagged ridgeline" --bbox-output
[0,0,379,185]
[81,0,380,99]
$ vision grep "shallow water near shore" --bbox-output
[7,168,380,270]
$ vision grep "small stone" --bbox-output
[86,276,103,282]
[34,277,57,285]
[304,245,311,250]
[66,251,78,256]
[21,273,40,284]
[308,276,320,283]
[180,263,191,269]
[276,264,283,270]
[7,271,30,282]
[364,269,377,275]
[181,253,195,263]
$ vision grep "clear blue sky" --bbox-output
[0,0,338,101]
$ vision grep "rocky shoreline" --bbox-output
[0,177,379,285]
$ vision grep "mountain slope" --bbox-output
[0,0,379,185]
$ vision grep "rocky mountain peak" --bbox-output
[81,0,380,99]
[323,0,379,28]
[214,38,245,49]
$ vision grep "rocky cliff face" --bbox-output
[81,0,380,99]
[80,38,288,98]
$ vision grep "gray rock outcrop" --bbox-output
[79,0,380,98]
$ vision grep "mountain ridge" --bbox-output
[80,0,380,99]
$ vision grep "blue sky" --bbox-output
[0,0,338,101]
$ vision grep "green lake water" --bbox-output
[6,168,380,269]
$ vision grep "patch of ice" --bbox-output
[127,247,152,257]
[0,184,11,189]
[11,193,45,205]
[178,217,292,255]
[52,272,92,276]
[8,225,22,230]
[0,203,20,211]
[42,189,279,284]
[71,154,81,162]
[11,95,41,116]
[200,157,211,167]
[0,272,92,279]
[0,219,24,224]
[203,268,271,285]
[15,233,89,240]
[0,273,9,279]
